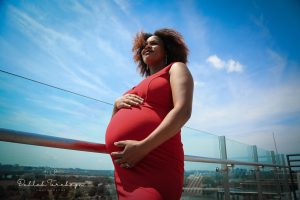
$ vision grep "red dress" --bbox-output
[105,63,184,200]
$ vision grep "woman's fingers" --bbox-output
[111,151,133,167]
[126,94,143,104]
[110,140,145,169]
[120,162,132,168]
[125,99,140,106]
[132,95,144,102]
[121,102,132,108]
[111,151,125,164]
[111,141,133,167]
[117,95,143,109]
[114,158,134,168]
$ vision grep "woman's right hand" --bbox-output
[114,94,144,111]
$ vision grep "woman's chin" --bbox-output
[142,57,151,64]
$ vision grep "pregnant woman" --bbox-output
[105,28,194,200]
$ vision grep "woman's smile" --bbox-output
[143,49,153,55]
[142,47,154,56]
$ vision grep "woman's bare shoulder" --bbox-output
[169,62,190,75]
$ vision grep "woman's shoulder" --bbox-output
[170,62,187,68]
[169,62,189,74]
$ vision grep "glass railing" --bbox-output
[0,69,293,200]
[257,147,273,164]
[226,138,253,162]
[181,162,222,200]
[0,69,112,142]
[182,127,220,159]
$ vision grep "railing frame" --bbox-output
[0,128,292,199]
[252,145,263,200]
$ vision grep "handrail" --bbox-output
[0,128,107,153]
[0,128,287,168]
[184,155,286,168]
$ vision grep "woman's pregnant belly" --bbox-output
[105,106,164,153]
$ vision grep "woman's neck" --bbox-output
[149,62,166,75]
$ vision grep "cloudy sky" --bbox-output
[0,0,299,169]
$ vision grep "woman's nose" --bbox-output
[144,43,152,50]
[142,45,151,54]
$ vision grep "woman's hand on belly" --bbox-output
[115,94,144,110]
[112,94,144,117]
[111,140,149,168]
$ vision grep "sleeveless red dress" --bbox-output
[105,63,184,200]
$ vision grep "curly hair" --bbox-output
[132,28,189,77]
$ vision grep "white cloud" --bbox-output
[206,55,244,73]
[227,59,243,73]
[206,55,225,70]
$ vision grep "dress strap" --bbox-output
[147,62,176,79]
[159,62,175,74]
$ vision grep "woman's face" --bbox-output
[141,36,166,66]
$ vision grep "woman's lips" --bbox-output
[143,50,153,55]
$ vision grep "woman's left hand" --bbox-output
[111,140,148,169]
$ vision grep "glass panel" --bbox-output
[228,165,258,199]
[182,127,220,159]
[226,138,253,162]
[275,153,282,165]
[0,141,113,170]
[257,147,273,164]
[0,142,116,199]
[280,154,288,166]
[182,161,222,200]
[0,71,112,143]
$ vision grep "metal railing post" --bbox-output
[219,136,230,200]
[271,151,283,197]
[252,145,263,200]
[281,154,292,200]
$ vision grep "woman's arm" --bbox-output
[140,62,193,152]
[112,62,194,167]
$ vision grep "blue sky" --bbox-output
[0,0,300,169]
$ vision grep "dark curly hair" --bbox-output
[132,28,189,77]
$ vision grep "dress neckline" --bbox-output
[146,62,174,79]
